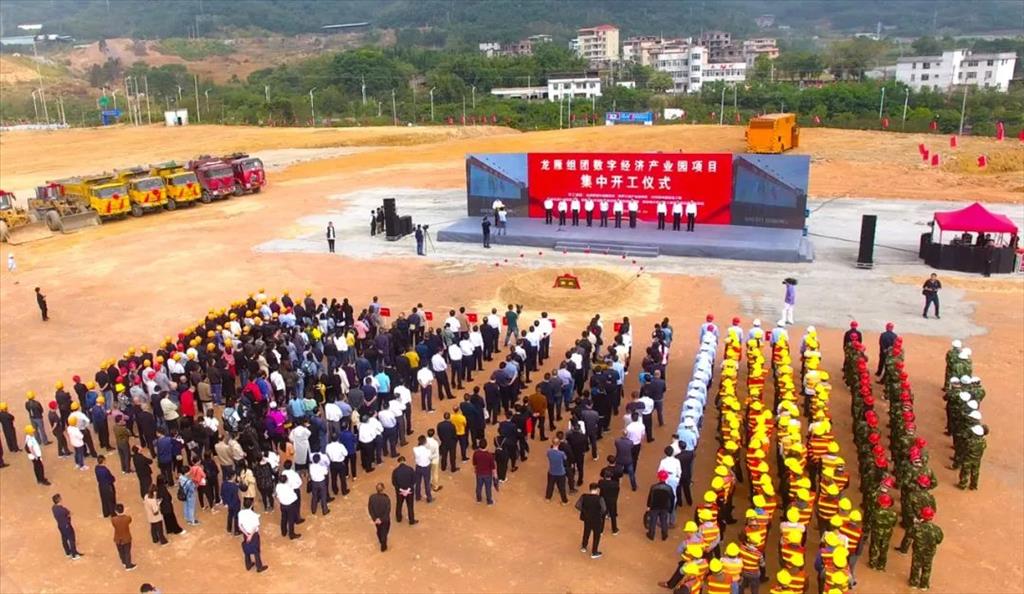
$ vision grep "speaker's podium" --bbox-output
[856,214,877,269]
[383,197,413,241]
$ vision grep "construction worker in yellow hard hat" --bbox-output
[0,401,19,453]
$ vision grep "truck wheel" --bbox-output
[46,210,61,231]
[233,185,243,197]
[253,185,262,194]
[131,203,143,217]
[201,192,212,204]
[0,220,8,243]
[166,198,177,211]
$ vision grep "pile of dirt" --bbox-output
[495,266,659,316]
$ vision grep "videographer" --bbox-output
[415,225,426,256]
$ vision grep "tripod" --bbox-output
[420,227,436,254]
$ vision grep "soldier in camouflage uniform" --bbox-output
[867,493,898,571]
[957,424,988,490]
[908,507,943,590]
[943,376,961,436]
[895,474,936,553]
[942,340,961,392]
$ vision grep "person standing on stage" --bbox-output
[414,225,425,256]
[685,199,698,232]
[613,200,624,228]
[628,199,639,229]
[672,201,683,231]
[558,200,568,226]
[544,198,554,224]
[570,198,581,226]
[497,207,508,236]
[326,221,337,253]
[599,200,610,227]
[584,199,595,227]
[656,201,667,230]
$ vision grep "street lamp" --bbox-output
[112,88,120,110]
[471,85,476,110]
[391,89,397,126]
[309,87,317,125]
[204,89,211,114]
[429,87,435,122]
[31,90,39,122]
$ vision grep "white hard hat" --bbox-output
[949,377,961,384]
[959,392,972,402]
[776,321,786,327]
[971,376,980,383]
[960,375,972,384]
[753,319,762,327]
[968,410,982,420]
[966,400,979,410]
[807,325,816,333]
[951,339,962,348]
[970,425,985,436]
[961,348,972,358]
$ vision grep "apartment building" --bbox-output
[742,38,779,67]
[574,24,620,65]
[896,50,1017,92]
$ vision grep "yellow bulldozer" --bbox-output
[114,166,170,216]
[0,190,53,244]
[149,162,203,206]
[57,174,132,220]
[29,183,102,233]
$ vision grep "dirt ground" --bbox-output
[0,124,1021,593]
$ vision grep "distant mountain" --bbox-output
[2,0,1021,42]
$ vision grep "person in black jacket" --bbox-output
[875,322,899,379]
[390,457,416,525]
[95,456,118,517]
[575,483,607,558]
[132,446,154,499]
[436,413,458,472]
[646,471,674,541]
[675,445,695,507]
[566,425,589,488]
[368,483,391,552]
[598,468,621,535]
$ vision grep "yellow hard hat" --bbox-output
[787,507,800,523]
[711,477,725,490]
[714,465,728,477]
[763,483,776,496]
[725,542,740,556]
[796,488,811,501]
[747,532,763,545]
[777,569,793,585]
[685,544,703,557]
[86,381,96,389]
[68,416,78,426]
[26,390,36,400]
[24,425,35,434]
[721,454,735,467]
[55,381,64,389]
[824,483,840,496]
[849,510,862,522]
[683,561,701,575]
[832,570,848,583]
[704,491,717,504]
[830,516,843,528]
[787,529,802,544]
[70,401,80,411]
[96,396,106,404]
[824,532,839,547]
[752,494,766,508]
[0,402,7,411]
[207,343,216,352]
[684,521,698,532]
[838,498,852,511]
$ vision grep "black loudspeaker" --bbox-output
[399,215,413,236]
[383,198,396,217]
[857,214,877,268]
[383,198,399,238]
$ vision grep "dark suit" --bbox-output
[390,463,416,524]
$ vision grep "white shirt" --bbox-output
[358,417,383,443]
[686,201,697,215]
[470,331,484,348]
[270,371,285,392]
[325,441,348,463]
[525,327,540,347]
[445,316,461,333]
[283,468,301,491]
[388,398,405,418]
[275,482,298,506]
[487,313,501,329]
[25,435,42,460]
[638,396,655,415]
[238,508,261,535]
[395,385,412,408]
[67,425,85,448]
[672,202,683,214]
[202,416,220,434]
[613,201,624,212]
[537,318,553,338]
[448,344,463,361]
[625,420,645,445]
[324,402,342,422]
[658,455,682,482]
[570,351,583,369]
[70,410,91,431]
[570,199,581,211]
[379,409,397,429]
[544,198,554,209]
[419,366,437,386]
[584,199,594,211]
[600,200,609,212]
[265,451,280,471]
[413,445,432,467]
[459,339,474,357]
[628,200,639,211]
[426,436,440,461]
[308,458,329,482]
[558,200,568,212]
[657,202,667,213]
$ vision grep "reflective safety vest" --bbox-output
[838,522,863,551]
[779,523,806,547]
[817,494,839,520]
[706,570,733,594]
[780,542,805,567]
[790,570,809,593]
[739,544,763,573]
[700,521,721,548]
[720,555,744,581]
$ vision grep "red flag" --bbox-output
[950,135,958,148]
[922,149,930,161]
[424,311,433,321]
[467,313,478,324]
[550,319,557,328]
[814,115,821,125]
[380,307,391,317]
[929,120,938,131]
[996,121,1005,141]
[501,317,507,326]
[613,322,622,332]
[882,117,889,129]
[977,155,988,168]
[918,143,926,155]
[931,154,940,167]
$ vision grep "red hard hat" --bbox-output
[48,400,57,410]
[72,375,81,383]
[920,506,935,521]
[706,314,714,322]
[878,494,893,508]
[732,317,740,325]
[850,321,859,328]
[917,474,932,488]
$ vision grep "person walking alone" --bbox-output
[481,217,492,249]
[35,286,48,321]
[545,438,569,504]
[922,273,941,319]
[472,440,497,505]
[575,482,607,559]
[326,221,337,253]
[781,278,797,325]
[239,499,269,572]
[51,494,82,560]
[368,482,391,552]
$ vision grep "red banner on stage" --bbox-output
[525,152,734,224]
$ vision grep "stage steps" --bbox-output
[554,240,660,258]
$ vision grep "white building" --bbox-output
[490,86,547,100]
[478,42,501,57]
[896,50,1017,92]
[547,74,602,101]
[653,45,708,93]
[574,24,620,65]
[622,35,662,66]
[742,38,779,67]
[702,61,748,85]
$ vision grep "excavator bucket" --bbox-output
[4,221,53,244]
[58,211,101,233]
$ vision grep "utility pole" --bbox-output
[559,94,564,129]
[391,89,397,126]
[205,89,211,114]
[264,84,270,103]
[144,76,152,124]
[901,87,909,130]
[567,92,572,128]
[878,86,885,118]
[31,91,39,123]
[112,88,119,110]
[361,75,366,105]
[591,94,596,125]
[471,85,476,109]
[429,87,435,122]
[958,83,966,135]
[194,74,201,123]
[177,85,182,103]
[733,84,738,119]
[719,85,726,125]
[462,94,466,123]
[309,87,317,125]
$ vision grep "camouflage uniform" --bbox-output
[909,520,943,589]
[942,346,959,392]
[896,488,936,552]
[957,432,986,490]
[867,506,898,570]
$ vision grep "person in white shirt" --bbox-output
[657,447,683,525]
[544,198,554,224]
[637,393,655,442]
[583,198,595,226]
[378,408,399,458]
[557,199,568,226]
[420,362,438,410]
[685,199,698,232]
[274,474,300,539]
[624,412,645,466]
[485,310,502,359]
[672,201,683,231]
[570,198,581,226]
[537,312,553,362]
[308,453,331,515]
[269,369,285,398]
[325,439,350,496]
[599,199,610,227]
[469,326,485,372]
[238,500,268,572]
[447,342,464,390]
[358,415,382,473]
[656,201,668,230]
[628,199,640,228]
[324,399,343,442]
[444,311,461,335]
[24,427,50,485]
[412,436,434,503]
[289,422,312,470]
[67,417,88,470]
[459,337,475,382]
[425,430,442,491]
[613,200,624,228]
[388,391,408,445]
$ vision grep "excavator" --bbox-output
[29,183,102,233]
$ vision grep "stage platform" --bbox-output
[437,218,814,263]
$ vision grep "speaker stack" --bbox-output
[856,214,877,268]
[383,197,414,241]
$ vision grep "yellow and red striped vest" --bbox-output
[721,555,743,582]
[701,521,721,548]
[739,544,762,573]
[780,542,806,568]
[838,522,863,551]
[706,570,733,594]
[817,494,839,521]
[790,569,808,593]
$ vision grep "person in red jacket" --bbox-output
[471,440,497,505]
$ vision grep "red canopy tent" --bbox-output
[933,202,1018,242]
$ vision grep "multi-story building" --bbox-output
[478,42,502,57]
[574,24,620,65]
[742,38,779,67]
[547,72,603,101]
[479,34,552,58]
[702,61,748,85]
[623,35,662,66]
[653,45,708,93]
[896,50,1017,92]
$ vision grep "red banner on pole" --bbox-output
[467,313,479,324]
[424,311,433,321]
[550,319,557,328]
[613,322,622,332]
[380,307,391,317]
[525,153,734,224]
[977,155,988,168]
[931,154,940,167]
[950,135,958,148]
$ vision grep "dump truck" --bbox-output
[745,113,799,154]
[57,174,132,220]
[223,153,266,195]
[187,156,237,201]
[115,166,170,216]
[0,190,53,244]
[149,162,204,205]
[29,182,102,232]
